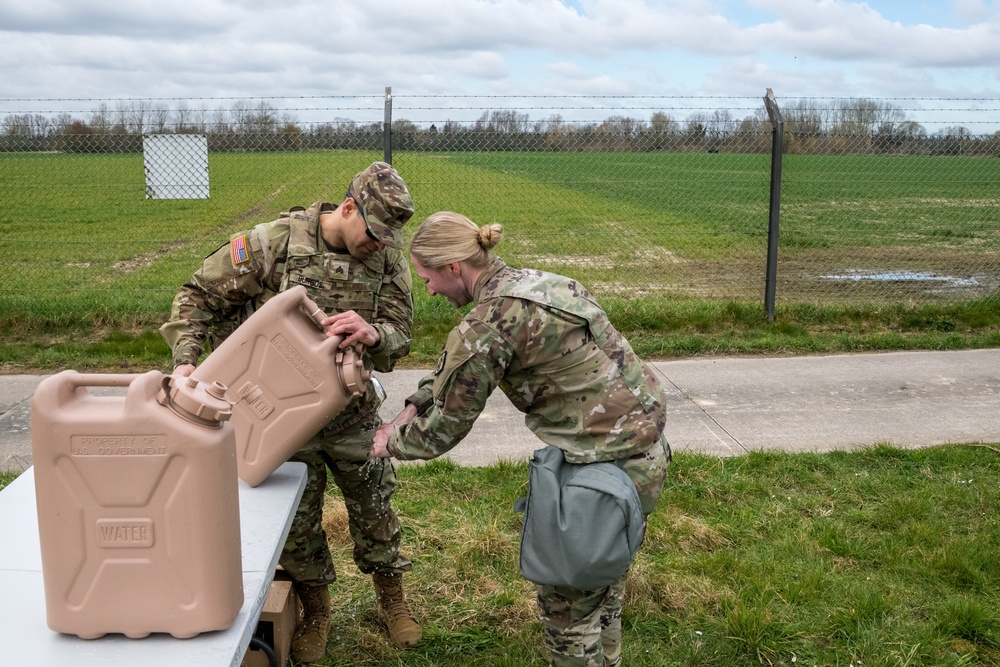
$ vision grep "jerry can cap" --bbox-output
[159,375,234,424]
[336,344,370,396]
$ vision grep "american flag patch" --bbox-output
[231,235,249,265]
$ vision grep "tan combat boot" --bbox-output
[291,582,331,664]
[372,572,421,648]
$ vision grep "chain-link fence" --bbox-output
[1,92,998,320]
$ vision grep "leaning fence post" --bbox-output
[763,88,784,323]
[383,86,393,164]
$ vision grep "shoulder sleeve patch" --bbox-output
[231,234,250,265]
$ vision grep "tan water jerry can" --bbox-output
[191,285,370,487]
[31,370,243,639]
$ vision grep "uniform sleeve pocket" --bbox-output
[431,324,479,409]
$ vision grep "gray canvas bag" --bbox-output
[514,445,646,590]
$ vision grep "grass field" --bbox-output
[3,444,997,666]
[2,150,998,663]
[1,149,998,370]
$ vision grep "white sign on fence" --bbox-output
[143,134,210,199]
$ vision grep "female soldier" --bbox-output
[370,211,671,666]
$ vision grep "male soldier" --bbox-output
[160,162,421,663]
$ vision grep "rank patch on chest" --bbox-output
[231,235,249,265]
[327,259,351,279]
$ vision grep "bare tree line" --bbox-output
[2,99,301,137]
[1,97,997,156]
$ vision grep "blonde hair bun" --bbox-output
[410,211,502,268]
[478,223,503,250]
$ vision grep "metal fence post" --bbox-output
[383,86,393,164]
[763,88,784,323]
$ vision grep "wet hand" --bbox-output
[370,423,395,458]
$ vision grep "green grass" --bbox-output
[0,149,387,317]
[436,151,1000,248]
[323,444,999,665]
[4,444,997,665]
[0,470,16,491]
[1,149,998,371]
[4,294,1000,372]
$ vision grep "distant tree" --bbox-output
[89,103,112,134]
[32,114,52,138]
[333,117,358,133]
[649,111,678,134]
[174,103,192,133]
[940,125,973,138]
[685,113,708,144]
[705,109,736,138]
[737,112,765,134]
[278,121,304,149]
[475,109,530,133]
[642,112,678,151]
[59,120,96,153]
[392,119,418,134]
[2,114,31,136]
[598,115,645,139]
[832,98,906,137]
[194,106,211,133]
[783,99,823,134]
[392,118,419,150]
[935,125,975,155]
[111,100,151,135]
[895,120,926,139]
[246,100,279,134]
[53,113,75,136]
[211,108,231,134]
[985,130,1000,157]
[149,104,170,133]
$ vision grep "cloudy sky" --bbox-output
[2,0,998,128]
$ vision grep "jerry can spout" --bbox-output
[157,374,233,426]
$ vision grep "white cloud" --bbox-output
[0,0,234,37]
[745,0,1000,67]
[703,55,849,98]
[952,0,997,22]
[0,0,996,113]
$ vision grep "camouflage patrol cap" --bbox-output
[347,161,414,249]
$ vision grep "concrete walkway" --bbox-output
[4,349,1000,472]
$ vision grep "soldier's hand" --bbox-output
[321,310,380,348]
[173,363,196,377]
[371,423,395,458]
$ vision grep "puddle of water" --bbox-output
[821,270,980,286]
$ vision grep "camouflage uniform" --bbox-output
[161,164,415,586]
[388,256,671,666]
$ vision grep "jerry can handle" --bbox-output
[288,286,327,330]
[299,300,326,330]
[63,373,138,390]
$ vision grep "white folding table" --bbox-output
[0,462,306,666]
